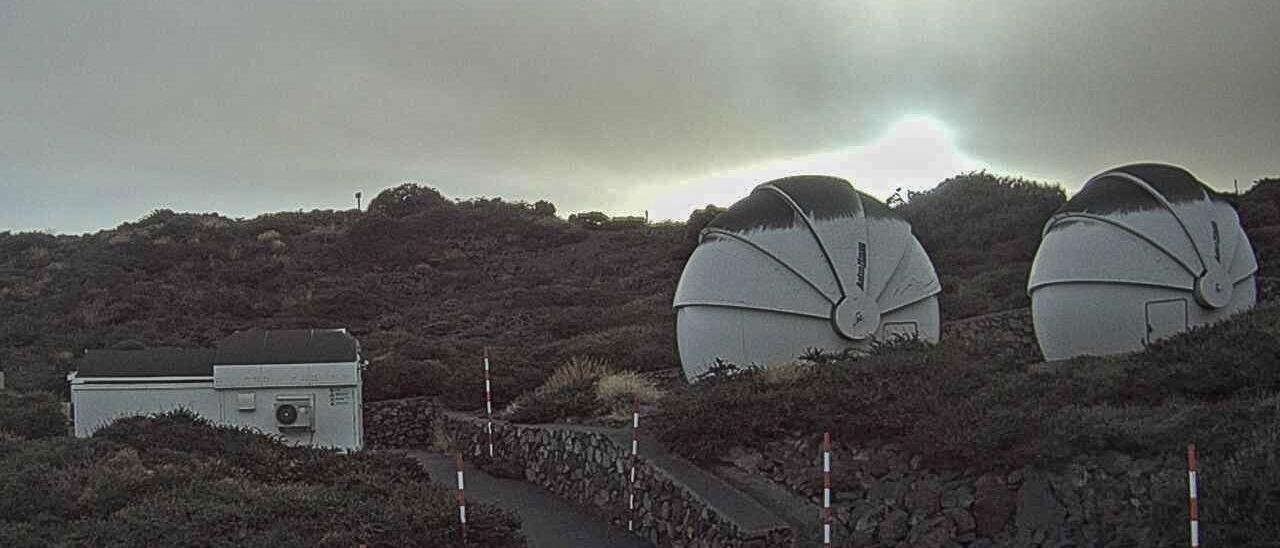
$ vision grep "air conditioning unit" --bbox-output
[274,395,315,432]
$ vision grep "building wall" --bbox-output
[216,385,362,449]
[71,380,363,450]
[71,381,221,437]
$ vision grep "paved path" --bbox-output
[406,450,652,548]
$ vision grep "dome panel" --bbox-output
[1029,218,1193,292]
[875,237,942,314]
[675,175,941,382]
[674,234,833,319]
[1029,163,1257,361]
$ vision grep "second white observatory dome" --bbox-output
[674,175,941,381]
[1028,163,1258,361]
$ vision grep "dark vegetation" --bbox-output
[895,172,1066,319]
[2,172,1279,543]
[0,410,523,547]
[0,183,688,409]
[1,174,1276,408]
[0,390,67,439]
[654,305,1280,468]
[1237,178,1280,275]
[654,305,1280,543]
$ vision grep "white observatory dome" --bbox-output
[1028,163,1258,361]
[674,175,941,381]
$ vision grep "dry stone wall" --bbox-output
[442,414,791,548]
[940,307,1040,363]
[364,398,791,548]
[740,437,1186,547]
[363,396,440,449]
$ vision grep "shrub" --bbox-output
[0,390,67,439]
[595,371,662,417]
[255,229,282,242]
[0,410,525,547]
[368,183,451,218]
[897,171,1065,319]
[684,204,725,243]
[533,200,556,217]
[542,356,611,393]
[654,305,1280,472]
[505,357,612,424]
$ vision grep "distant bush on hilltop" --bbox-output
[898,172,1066,319]
[1239,178,1280,275]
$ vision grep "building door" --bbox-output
[1145,299,1188,345]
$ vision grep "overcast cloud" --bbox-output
[3,0,1278,233]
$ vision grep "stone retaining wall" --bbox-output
[363,396,440,449]
[737,437,1185,547]
[364,398,791,548]
[940,307,1040,363]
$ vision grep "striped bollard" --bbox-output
[1188,443,1200,547]
[483,348,494,458]
[627,395,640,532]
[456,451,468,543]
[823,431,833,546]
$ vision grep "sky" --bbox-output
[3,1,1279,233]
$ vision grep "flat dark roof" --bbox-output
[213,328,359,366]
[79,348,215,378]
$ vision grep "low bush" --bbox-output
[505,357,610,424]
[0,390,67,439]
[654,306,1280,473]
[0,410,525,547]
[505,358,665,423]
[596,371,662,418]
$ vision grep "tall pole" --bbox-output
[483,347,494,458]
[823,432,833,545]
[627,395,640,532]
[1188,443,1200,547]
[456,451,468,543]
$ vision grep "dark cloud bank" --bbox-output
[2,0,1278,232]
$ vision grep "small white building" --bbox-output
[69,329,364,450]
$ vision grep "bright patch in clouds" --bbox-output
[632,116,983,220]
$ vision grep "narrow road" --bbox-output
[406,450,652,548]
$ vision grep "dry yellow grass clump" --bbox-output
[541,356,612,394]
[596,371,662,418]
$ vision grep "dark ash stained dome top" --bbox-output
[1057,163,1221,216]
[707,175,897,234]
[79,348,215,378]
[213,329,360,365]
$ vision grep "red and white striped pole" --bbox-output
[455,451,468,543]
[483,347,494,458]
[627,395,640,532]
[822,431,833,546]
[1187,443,1200,547]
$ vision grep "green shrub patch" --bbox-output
[654,306,1280,472]
[0,410,524,547]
